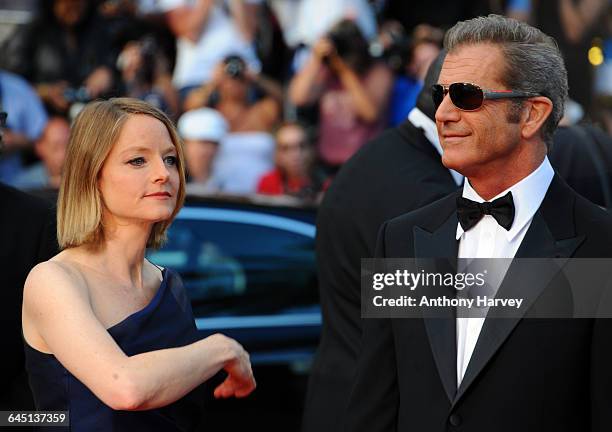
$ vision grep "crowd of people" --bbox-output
[0,0,608,204]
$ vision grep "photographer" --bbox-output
[116,36,178,118]
[183,55,282,133]
[289,19,393,173]
[386,23,443,126]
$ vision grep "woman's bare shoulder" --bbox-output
[25,251,90,298]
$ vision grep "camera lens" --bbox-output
[224,57,244,79]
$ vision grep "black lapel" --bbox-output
[452,174,585,406]
[415,212,459,403]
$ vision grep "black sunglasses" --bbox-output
[432,83,540,112]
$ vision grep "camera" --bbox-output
[224,56,246,79]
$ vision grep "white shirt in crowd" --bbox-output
[408,107,463,186]
[159,0,261,89]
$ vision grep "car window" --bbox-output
[147,210,318,317]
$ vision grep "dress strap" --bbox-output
[149,260,165,278]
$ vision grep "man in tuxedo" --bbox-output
[0,111,58,412]
[346,15,612,431]
[302,52,461,432]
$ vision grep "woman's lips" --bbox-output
[144,192,172,198]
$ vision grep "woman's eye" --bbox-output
[164,156,177,166]
[128,157,145,166]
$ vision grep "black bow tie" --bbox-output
[456,191,515,232]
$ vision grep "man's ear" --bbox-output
[521,96,553,140]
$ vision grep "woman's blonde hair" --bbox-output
[57,98,186,250]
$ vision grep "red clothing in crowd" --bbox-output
[257,169,309,195]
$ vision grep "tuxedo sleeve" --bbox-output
[345,222,399,432]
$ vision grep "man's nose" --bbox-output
[435,92,461,124]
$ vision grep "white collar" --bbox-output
[455,156,555,242]
[407,107,463,186]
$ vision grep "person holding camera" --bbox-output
[184,55,282,133]
[289,19,393,174]
[117,36,178,118]
[160,0,261,97]
[183,55,283,194]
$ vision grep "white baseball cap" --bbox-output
[178,108,228,142]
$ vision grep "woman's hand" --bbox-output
[213,336,256,398]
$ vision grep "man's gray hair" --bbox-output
[444,14,567,143]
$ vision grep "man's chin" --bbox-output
[441,154,463,173]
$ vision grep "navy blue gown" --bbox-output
[25,268,206,431]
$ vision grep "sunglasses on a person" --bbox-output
[432,82,540,111]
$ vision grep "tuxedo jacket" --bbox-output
[302,120,458,432]
[549,124,612,209]
[345,175,612,432]
[0,183,57,410]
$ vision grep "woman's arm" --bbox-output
[22,261,255,411]
[164,0,215,43]
[329,57,393,124]
[248,71,284,105]
[183,63,225,111]
[228,0,258,42]
[288,39,332,106]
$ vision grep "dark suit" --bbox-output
[302,120,459,431]
[549,124,612,208]
[345,174,612,431]
[0,183,57,410]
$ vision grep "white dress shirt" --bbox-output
[407,108,464,186]
[455,156,555,385]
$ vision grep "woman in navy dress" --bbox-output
[22,98,255,431]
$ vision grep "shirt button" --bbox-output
[449,413,462,426]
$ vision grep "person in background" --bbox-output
[116,36,175,117]
[289,19,393,175]
[269,0,377,52]
[387,24,443,126]
[531,0,609,116]
[0,70,48,183]
[1,0,118,115]
[11,117,70,191]
[178,107,228,193]
[301,51,459,432]
[186,55,281,194]
[257,122,320,200]
[0,110,58,421]
[159,0,261,100]
[22,98,255,431]
[184,55,282,133]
